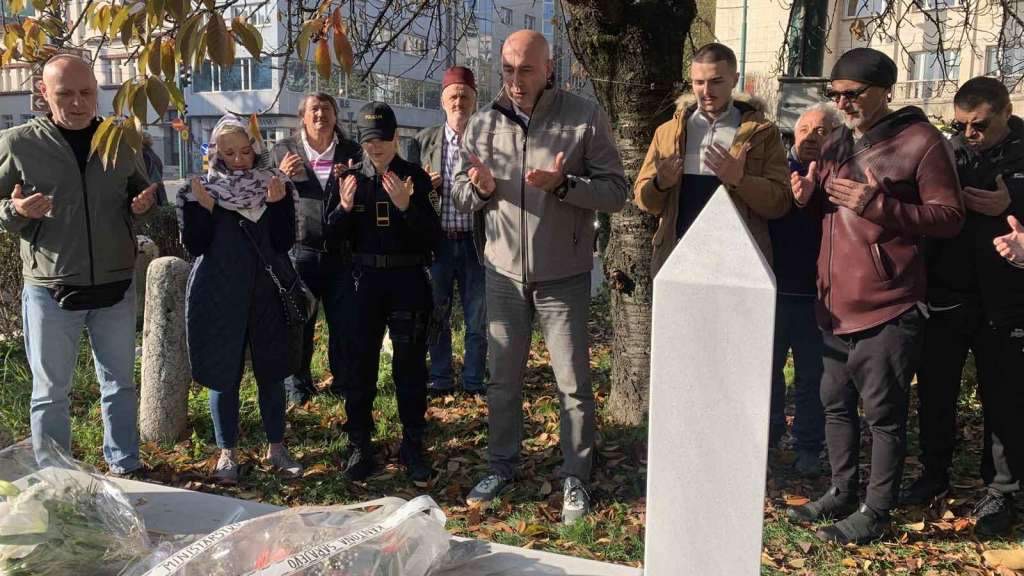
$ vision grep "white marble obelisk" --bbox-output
[644,187,777,576]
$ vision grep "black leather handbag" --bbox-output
[240,220,315,373]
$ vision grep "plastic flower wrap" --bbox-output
[130,496,452,576]
[0,438,151,575]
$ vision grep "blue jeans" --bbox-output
[209,374,286,449]
[22,283,140,473]
[769,294,825,453]
[428,236,487,391]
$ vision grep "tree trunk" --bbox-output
[562,0,696,425]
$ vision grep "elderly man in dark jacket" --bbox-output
[767,103,839,477]
[901,76,1024,538]
[787,48,964,545]
[406,66,487,396]
[271,93,361,404]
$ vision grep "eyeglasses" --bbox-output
[824,85,872,103]
[950,120,991,134]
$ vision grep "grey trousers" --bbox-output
[485,268,595,481]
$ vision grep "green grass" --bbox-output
[1,291,1021,573]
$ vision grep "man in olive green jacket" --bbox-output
[0,55,156,474]
[634,44,791,277]
[453,30,626,525]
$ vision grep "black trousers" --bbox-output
[287,246,348,395]
[821,306,924,512]
[341,265,432,444]
[917,304,1024,494]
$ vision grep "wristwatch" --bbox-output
[554,175,575,200]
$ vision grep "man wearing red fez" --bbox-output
[407,66,488,397]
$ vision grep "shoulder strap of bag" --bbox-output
[238,219,289,293]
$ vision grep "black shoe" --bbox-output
[973,489,1017,538]
[287,390,312,407]
[399,437,433,484]
[788,486,859,523]
[426,384,455,397]
[899,473,949,506]
[344,444,377,481]
[816,504,890,545]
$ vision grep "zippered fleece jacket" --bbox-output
[0,116,150,288]
[452,87,628,283]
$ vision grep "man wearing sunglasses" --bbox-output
[901,76,1024,538]
[787,48,964,545]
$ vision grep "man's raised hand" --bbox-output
[525,152,566,192]
[467,154,496,197]
[791,161,817,206]
[10,183,52,219]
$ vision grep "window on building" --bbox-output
[543,0,554,35]
[423,82,441,109]
[919,0,960,9]
[524,14,536,30]
[498,7,513,25]
[347,71,370,100]
[908,50,960,99]
[472,0,493,36]
[986,45,1024,82]
[193,58,272,92]
[394,77,418,107]
[845,0,886,18]
[376,25,395,45]
[372,73,399,101]
[1,115,13,130]
[227,4,273,27]
[402,34,426,55]
[1,0,33,16]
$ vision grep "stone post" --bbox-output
[139,256,192,443]
[135,235,159,326]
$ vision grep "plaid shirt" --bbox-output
[441,123,473,232]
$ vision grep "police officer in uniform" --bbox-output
[328,102,441,483]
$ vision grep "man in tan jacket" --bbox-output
[453,29,627,524]
[634,43,791,275]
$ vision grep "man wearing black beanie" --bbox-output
[786,47,965,545]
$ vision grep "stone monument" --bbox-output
[139,256,192,443]
[644,188,776,575]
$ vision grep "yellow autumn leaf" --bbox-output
[314,38,331,81]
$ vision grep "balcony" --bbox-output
[894,79,958,101]
[0,65,33,94]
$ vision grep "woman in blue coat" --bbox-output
[178,115,304,484]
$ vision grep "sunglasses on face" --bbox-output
[824,84,872,103]
[950,120,991,134]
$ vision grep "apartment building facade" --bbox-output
[715,0,1024,124]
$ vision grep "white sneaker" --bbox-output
[562,476,590,524]
[213,452,239,485]
[466,474,510,505]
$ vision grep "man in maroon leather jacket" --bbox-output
[786,48,964,545]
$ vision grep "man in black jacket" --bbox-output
[271,93,361,405]
[901,76,1024,538]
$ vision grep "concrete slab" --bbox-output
[644,188,776,576]
[108,477,641,576]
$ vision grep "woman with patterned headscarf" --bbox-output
[178,113,305,484]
